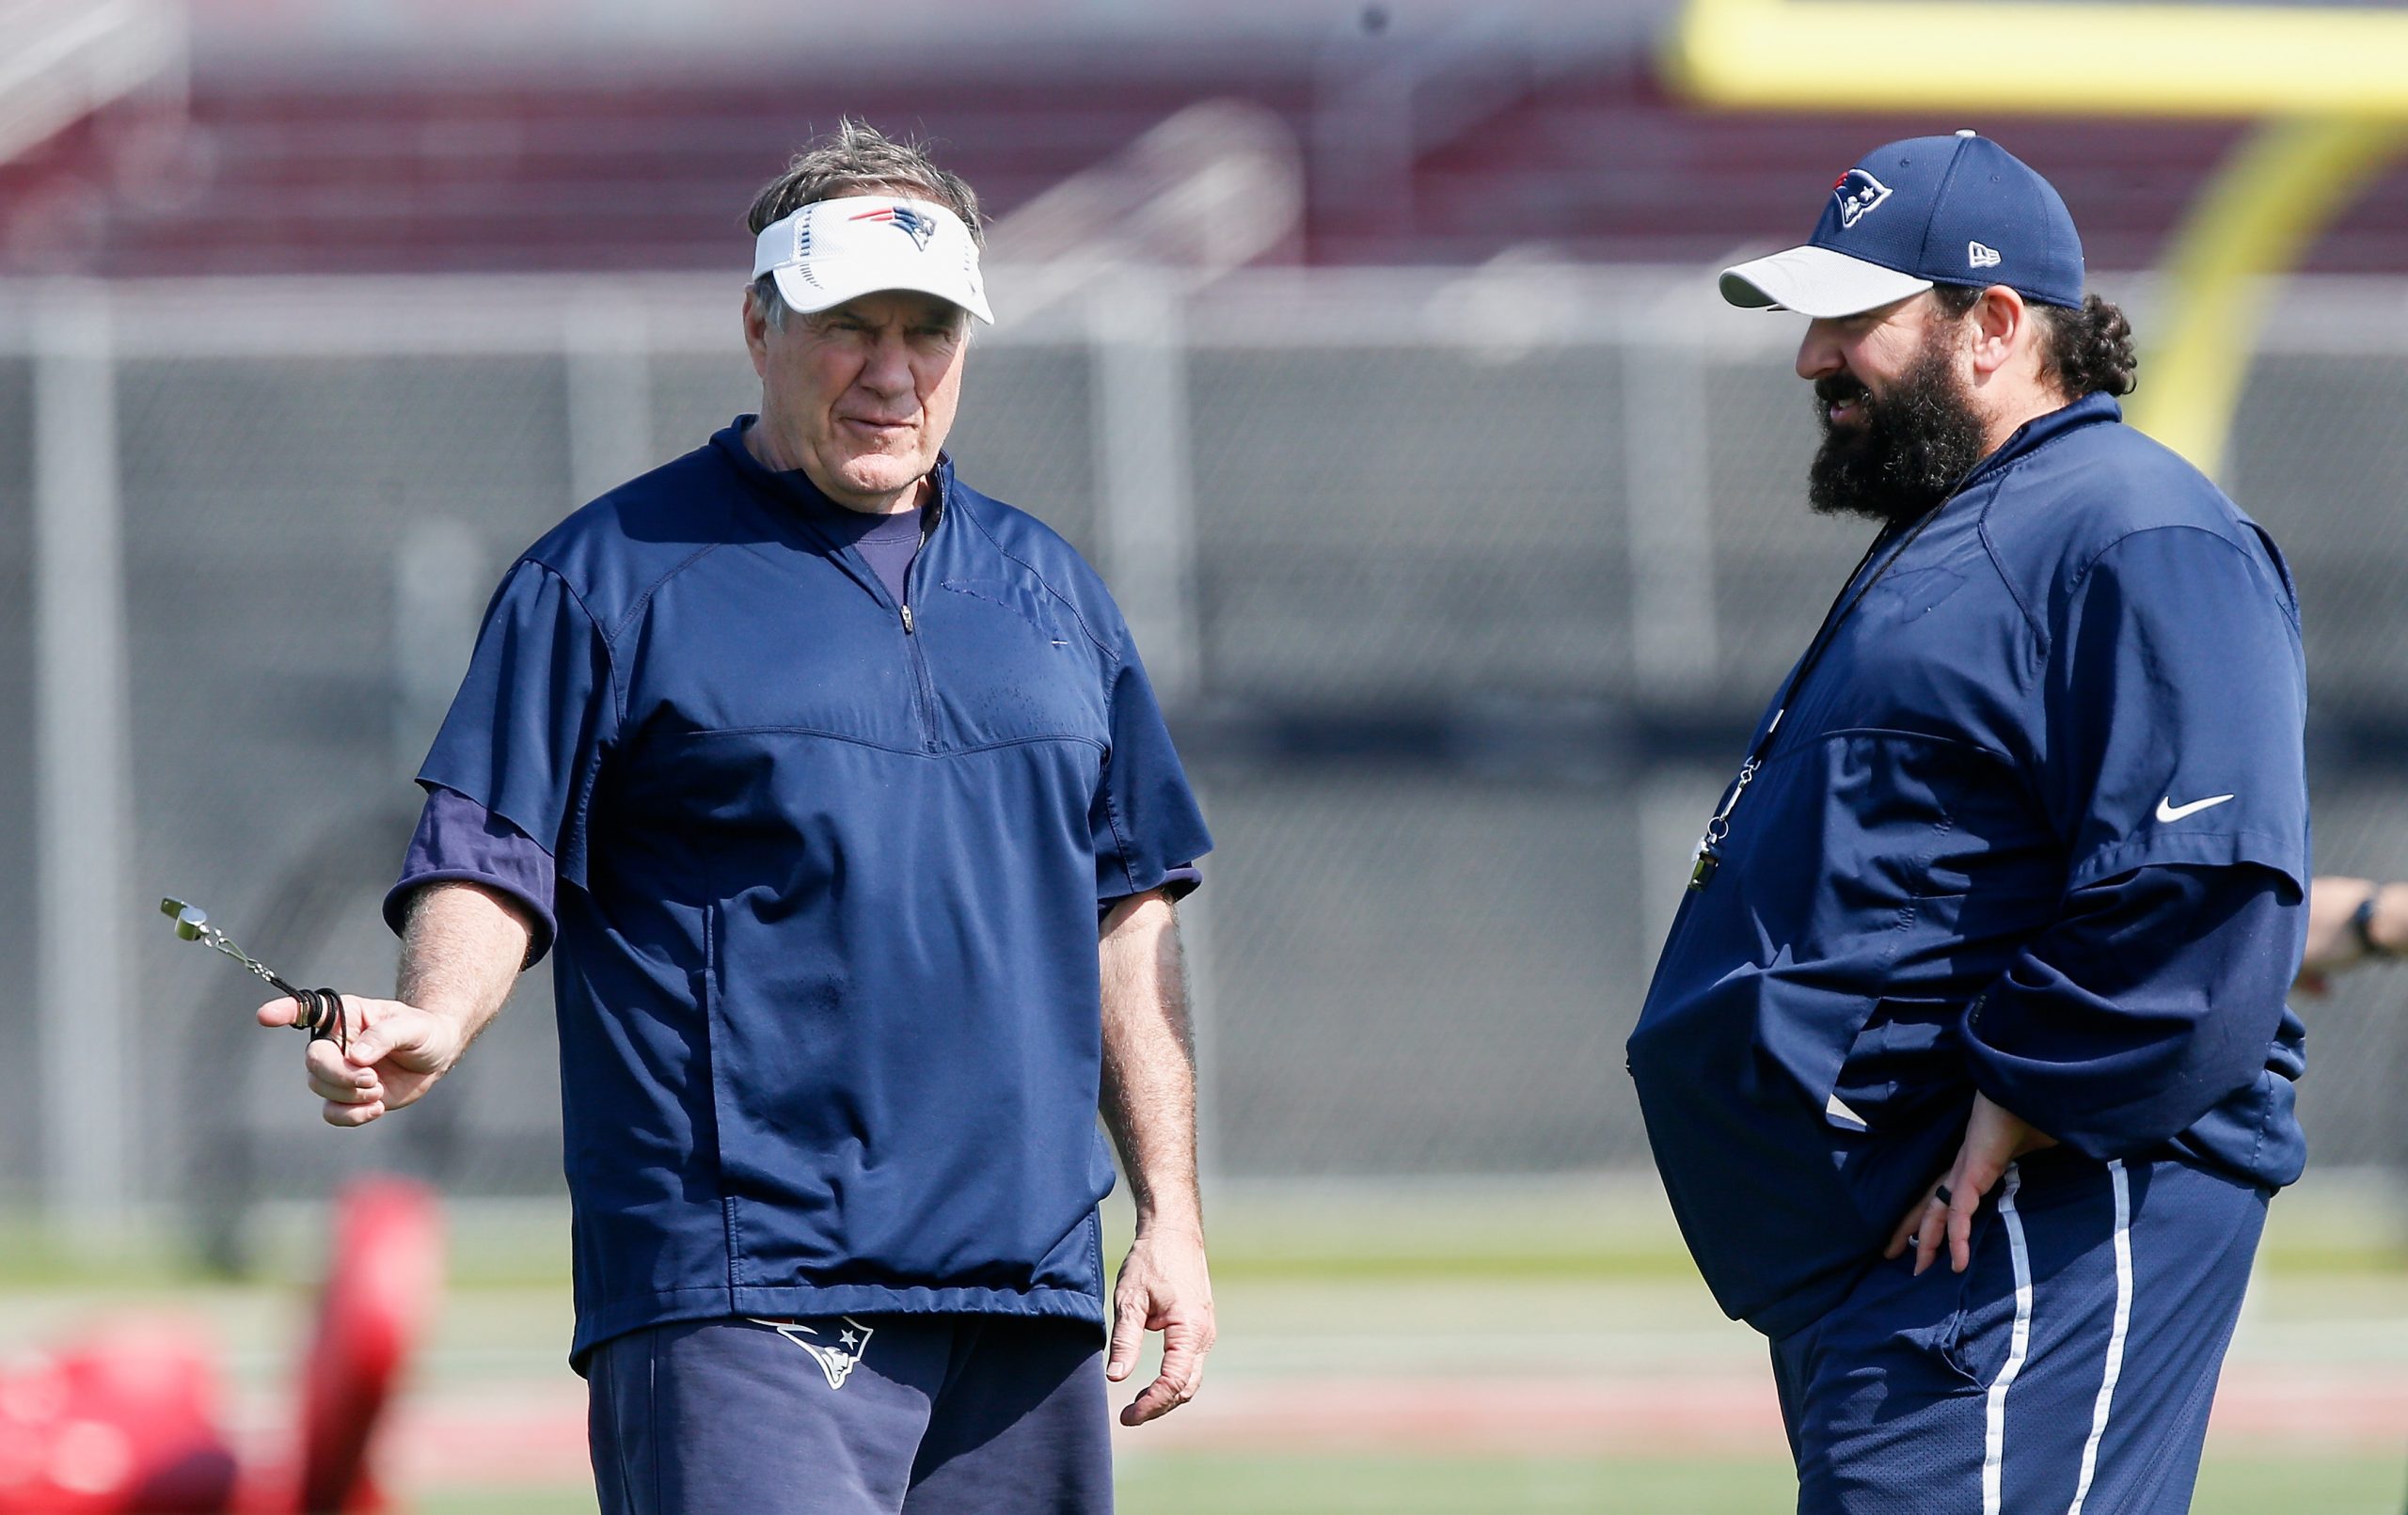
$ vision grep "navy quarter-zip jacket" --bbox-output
[1627,395,2308,1341]
[416,419,1212,1365]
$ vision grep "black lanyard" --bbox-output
[1687,498,1955,891]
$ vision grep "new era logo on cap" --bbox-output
[1719,132,2085,319]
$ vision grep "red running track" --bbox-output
[369,1364,2408,1489]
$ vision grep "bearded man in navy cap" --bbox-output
[1627,133,2309,1513]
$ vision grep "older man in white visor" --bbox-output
[298,120,1216,1515]
[743,170,992,516]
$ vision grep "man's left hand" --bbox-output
[1884,1092,2059,1276]
[1106,1223,1214,1427]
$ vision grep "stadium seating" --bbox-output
[11,53,2408,277]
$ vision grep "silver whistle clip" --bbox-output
[161,897,346,1045]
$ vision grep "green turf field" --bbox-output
[8,1174,2408,1514]
[409,1451,2408,1514]
[1124,1452,2408,1513]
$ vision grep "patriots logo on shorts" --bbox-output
[1832,169,1893,229]
[750,1317,876,1389]
[848,203,939,250]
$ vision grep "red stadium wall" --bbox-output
[13,50,2408,280]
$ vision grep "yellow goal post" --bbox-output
[1661,0,2408,477]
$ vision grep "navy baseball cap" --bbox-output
[1720,132,2085,318]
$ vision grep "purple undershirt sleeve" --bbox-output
[384,782,562,964]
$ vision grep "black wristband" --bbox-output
[2350,889,2399,959]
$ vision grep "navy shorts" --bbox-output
[587,1314,1112,1515]
[1771,1150,2268,1515]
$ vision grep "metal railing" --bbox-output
[0,0,185,166]
[2,267,2402,1246]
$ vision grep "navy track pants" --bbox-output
[588,1314,1112,1515]
[1770,1149,2268,1515]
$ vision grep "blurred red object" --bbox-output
[0,1322,237,1514]
[283,1178,445,1514]
[0,1177,443,1515]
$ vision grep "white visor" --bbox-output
[752,195,994,324]
[1719,245,1933,319]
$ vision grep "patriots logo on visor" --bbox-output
[1833,169,1893,229]
[848,203,939,250]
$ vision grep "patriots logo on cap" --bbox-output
[848,203,939,250]
[1833,169,1893,229]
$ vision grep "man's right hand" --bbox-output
[258,879,533,1128]
[256,994,464,1128]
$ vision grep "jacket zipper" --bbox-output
[899,562,940,752]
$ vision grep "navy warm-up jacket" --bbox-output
[411,421,1212,1365]
[1627,394,2309,1341]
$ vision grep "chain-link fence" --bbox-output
[1,267,2402,1242]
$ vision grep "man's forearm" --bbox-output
[1099,889,1202,1233]
[1958,862,2294,1160]
[2305,876,2408,973]
[398,879,533,1047]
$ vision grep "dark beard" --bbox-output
[1806,341,1989,527]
